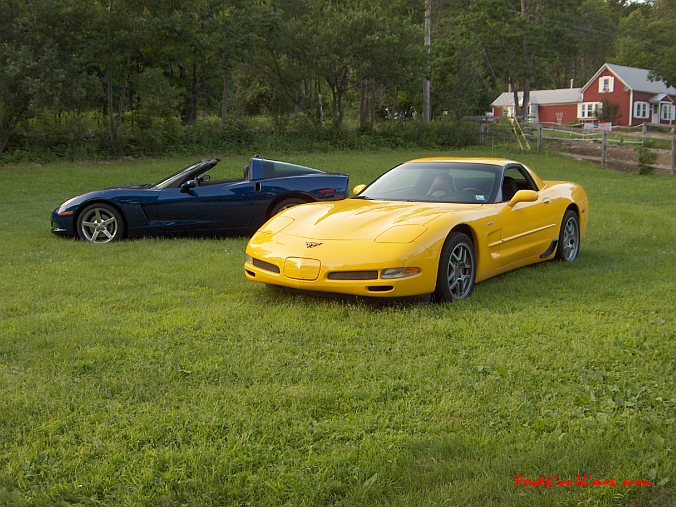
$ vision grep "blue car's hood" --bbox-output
[55,185,159,212]
[110,184,153,190]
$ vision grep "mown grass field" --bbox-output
[1,149,675,506]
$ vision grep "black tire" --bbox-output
[269,197,308,217]
[556,210,580,262]
[433,232,476,302]
[77,203,125,243]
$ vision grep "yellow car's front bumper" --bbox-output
[244,235,440,298]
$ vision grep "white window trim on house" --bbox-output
[578,102,601,119]
[598,76,614,93]
[634,101,650,119]
[660,103,675,121]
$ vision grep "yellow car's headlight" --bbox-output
[381,267,421,279]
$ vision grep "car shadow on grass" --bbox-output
[263,284,433,307]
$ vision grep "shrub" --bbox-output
[1,115,480,163]
[634,145,658,175]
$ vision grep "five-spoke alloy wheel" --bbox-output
[556,210,580,262]
[433,232,476,302]
[77,204,124,243]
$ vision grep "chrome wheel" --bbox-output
[433,232,476,302]
[77,204,124,243]
[556,210,580,262]
[447,243,474,299]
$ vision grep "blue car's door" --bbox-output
[143,181,265,233]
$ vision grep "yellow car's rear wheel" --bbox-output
[433,232,476,302]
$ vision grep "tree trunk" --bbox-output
[389,84,399,127]
[0,98,29,154]
[520,0,531,120]
[188,57,199,124]
[107,0,116,151]
[423,0,432,123]
[221,30,229,127]
[221,72,229,127]
[106,0,134,152]
[359,79,367,131]
[331,87,339,139]
[318,91,324,127]
[370,82,376,131]
[510,77,520,119]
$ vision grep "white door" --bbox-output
[652,104,660,124]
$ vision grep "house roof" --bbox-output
[491,88,582,107]
[649,93,674,104]
[582,63,676,95]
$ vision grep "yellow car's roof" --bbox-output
[406,157,517,165]
[402,157,544,189]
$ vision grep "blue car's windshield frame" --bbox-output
[152,161,212,190]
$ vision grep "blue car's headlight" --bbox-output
[56,197,78,215]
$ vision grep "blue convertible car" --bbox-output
[51,156,349,243]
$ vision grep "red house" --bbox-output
[579,63,675,127]
[491,87,581,125]
[490,63,676,127]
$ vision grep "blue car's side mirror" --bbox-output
[180,180,197,193]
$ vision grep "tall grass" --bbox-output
[0,150,674,506]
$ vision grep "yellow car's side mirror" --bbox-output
[508,189,538,207]
[352,184,367,196]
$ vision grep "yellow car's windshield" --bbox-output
[356,162,501,204]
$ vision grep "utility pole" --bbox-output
[423,0,431,123]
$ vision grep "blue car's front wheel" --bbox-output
[77,204,125,244]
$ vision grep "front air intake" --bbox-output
[367,286,394,292]
[253,258,280,273]
[327,271,378,280]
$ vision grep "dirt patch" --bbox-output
[550,140,674,175]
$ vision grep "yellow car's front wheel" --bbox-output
[433,232,476,302]
[556,210,580,262]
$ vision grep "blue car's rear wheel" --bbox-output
[433,232,476,302]
[77,204,124,243]
[269,197,308,218]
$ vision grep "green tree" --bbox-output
[243,1,316,123]
[83,0,148,152]
[614,6,656,71]
[432,16,492,120]
[214,1,255,125]
[0,0,97,153]
[641,0,676,87]
[146,1,223,125]
[349,6,423,130]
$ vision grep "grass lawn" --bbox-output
[1,148,675,506]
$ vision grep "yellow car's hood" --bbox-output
[274,198,482,241]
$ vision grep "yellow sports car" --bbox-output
[244,158,588,301]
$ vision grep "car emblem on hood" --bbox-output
[305,241,322,248]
